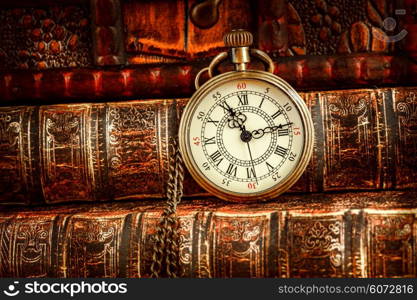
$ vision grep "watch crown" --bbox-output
[224,29,253,48]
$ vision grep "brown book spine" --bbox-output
[0,0,414,72]
[0,87,416,205]
[0,191,416,278]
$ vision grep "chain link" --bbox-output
[150,138,184,278]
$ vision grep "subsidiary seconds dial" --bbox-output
[179,72,314,202]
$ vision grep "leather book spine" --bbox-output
[0,191,416,278]
[1,56,416,103]
[0,87,416,205]
[0,100,177,205]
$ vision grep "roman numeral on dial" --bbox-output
[271,110,282,119]
[274,145,288,157]
[226,163,238,177]
[209,150,223,166]
[218,101,232,114]
[246,167,256,178]
[237,93,248,106]
[265,161,275,172]
[259,97,265,108]
[203,136,216,145]
[277,128,289,136]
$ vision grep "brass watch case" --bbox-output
[179,70,314,202]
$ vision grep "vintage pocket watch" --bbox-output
[179,30,314,202]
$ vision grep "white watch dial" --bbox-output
[186,78,306,196]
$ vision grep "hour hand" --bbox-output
[251,122,293,139]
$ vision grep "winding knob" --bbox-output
[224,29,253,48]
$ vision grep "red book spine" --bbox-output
[1,55,416,103]
[0,191,415,278]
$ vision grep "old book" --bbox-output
[0,190,416,278]
[1,55,416,103]
[1,0,415,75]
[0,87,416,205]
[257,0,402,56]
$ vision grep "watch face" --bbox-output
[179,71,313,202]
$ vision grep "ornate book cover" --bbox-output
[0,0,416,281]
[0,191,416,278]
[0,0,417,103]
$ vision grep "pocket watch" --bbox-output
[179,30,314,202]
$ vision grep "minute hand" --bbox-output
[251,123,293,139]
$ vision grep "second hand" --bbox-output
[246,141,258,185]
